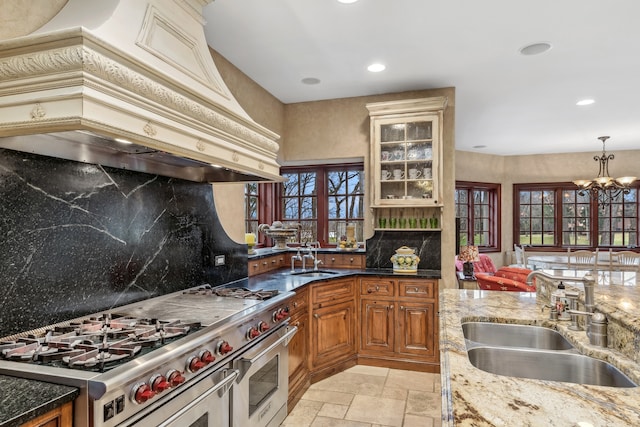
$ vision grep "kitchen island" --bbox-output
[440,271,640,426]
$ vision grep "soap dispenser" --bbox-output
[553,282,570,320]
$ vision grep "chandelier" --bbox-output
[573,136,636,207]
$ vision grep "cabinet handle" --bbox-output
[400,305,405,310]
[349,257,354,262]
[314,314,319,319]
[388,305,394,310]
[263,261,268,266]
[271,259,277,264]
[331,257,336,262]
[293,302,298,308]
[294,321,300,327]
[252,264,258,269]
[376,285,380,291]
[414,287,419,292]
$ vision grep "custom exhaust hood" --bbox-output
[0,0,283,182]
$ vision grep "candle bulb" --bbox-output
[245,233,256,245]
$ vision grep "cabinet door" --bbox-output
[396,301,438,361]
[21,401,73,427]
[288,310,308,390]
[373,114,441,206]
[360,299,394,354]
[310,300,356,369]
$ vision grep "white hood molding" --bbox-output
[0,0,282,182]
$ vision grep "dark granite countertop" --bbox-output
[225,267,441,293]
[1,266,439,426]
[0,375,78,427]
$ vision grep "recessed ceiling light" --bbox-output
[472,145,487,149]
[301,77,321,85]
[367,63,386,73]
[337,0,359,3]
[519,42,552,56]
[576,99,595,106]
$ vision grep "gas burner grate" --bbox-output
[184,285,279,300]
[0,314,201,371]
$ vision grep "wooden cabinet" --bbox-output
[287,287,309,410]
[366,97,447,231]
[309,278,357,376]
[318,253,364,269]
[21,401,73,427]
[248,253,288,276]
[359,277,439,369]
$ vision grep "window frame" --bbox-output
[245,162,366,248]
[455,181,501,253]
[513,182,640,250]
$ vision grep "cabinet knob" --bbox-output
[293,302,298,308]
[388,305,394,310]
[400,305,405,310]
[314,314,319,319]
[271,259,277,264]
[263,261,268,266]
[331,257,336,262]
[414,287,419,292]
[376,285,380,291]
[349,257,354,262]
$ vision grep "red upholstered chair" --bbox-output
[475,267,536,292]
[455,254,497,275]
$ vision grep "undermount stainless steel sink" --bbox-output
[462,322,575,350]
[290,270,338,278]
[467,346,637,388]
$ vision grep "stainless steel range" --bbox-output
[0,285,296,427]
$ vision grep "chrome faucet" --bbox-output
[526,270,606,347]
[291,249,302,272]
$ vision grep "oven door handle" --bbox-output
[157,369,239,427]
[235,325,298,382]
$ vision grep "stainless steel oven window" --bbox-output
[248,354,279,416]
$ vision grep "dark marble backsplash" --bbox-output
[366,230,441,270]
[0,148,246,338]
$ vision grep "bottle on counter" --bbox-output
[552,282,570,320]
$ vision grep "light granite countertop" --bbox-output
[440,270,640,427]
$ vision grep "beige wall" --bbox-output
[282,89,457,289]
[0,0,67,39]
[456,149,640,268]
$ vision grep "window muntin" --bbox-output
[514,184,640,249]
[455,182,500,251]
[245,183,259,235]
[327,169,364,244]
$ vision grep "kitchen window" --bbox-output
[245,164,364,247]
[514,183,639,249]
[455,182,500,251]
[280,164,364,246]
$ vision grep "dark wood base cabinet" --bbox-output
[287,275,439,413]
[20,401,73,427]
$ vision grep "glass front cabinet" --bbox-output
[366,97,447,231]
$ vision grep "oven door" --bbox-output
[232,325,298,427]
[126,368,238,427]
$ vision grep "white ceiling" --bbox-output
[202,0,640,156]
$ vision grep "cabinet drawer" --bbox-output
[289,287,308,317]
[321,253,364,269]
[398,279,436,299]
[360,278,394,297]
[312,279,355,306]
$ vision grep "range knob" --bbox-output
[258,320,270,332]
[247,327,261,340]
[150,374,170,393]
[187,355,205,372]
[217,341,233,355]
[200,350,215,365]
[167,370,185,387]
[273,308,286,322]
[131,383,155,404]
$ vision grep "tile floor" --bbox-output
[281,365,442,427]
